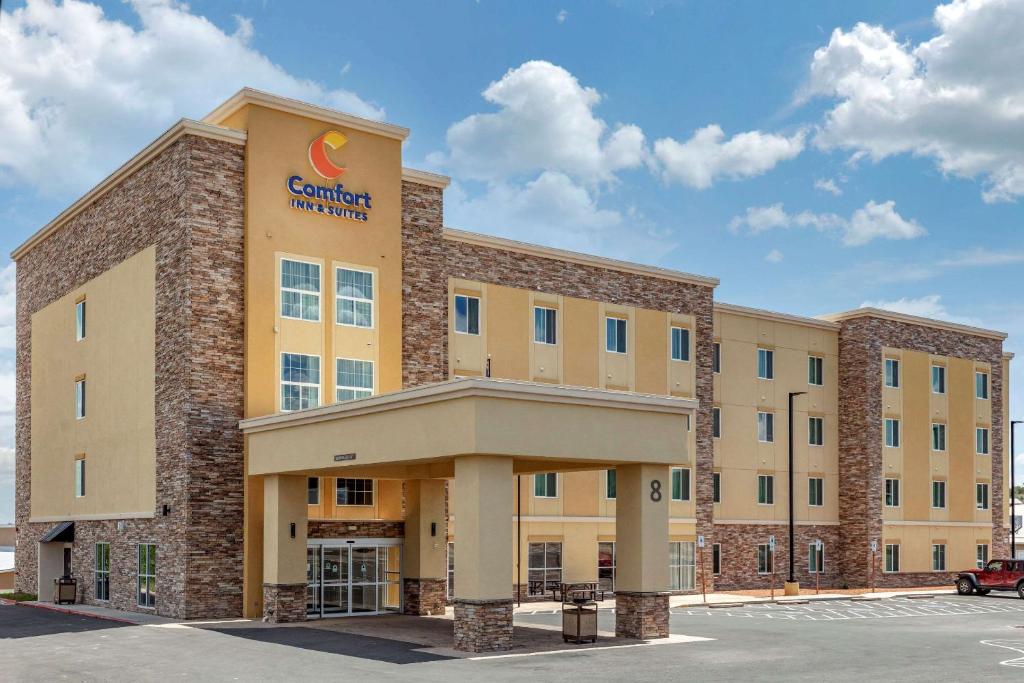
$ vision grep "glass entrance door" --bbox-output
[306,542,402,618]
[321,546,349,616]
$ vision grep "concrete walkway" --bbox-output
[17,600,179,625]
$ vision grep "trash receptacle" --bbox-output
[54,577,77,605]
[562,598,598,644]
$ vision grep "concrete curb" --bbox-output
[15,601,139,625]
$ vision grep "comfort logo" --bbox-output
[308,130,348,179]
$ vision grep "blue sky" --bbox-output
[1,0,1022,523]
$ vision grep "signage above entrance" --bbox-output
[287,130,373,222]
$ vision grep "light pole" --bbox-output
[1013,421,1021,559]
[788,391,806,591]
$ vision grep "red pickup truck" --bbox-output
[956,559,1024,598]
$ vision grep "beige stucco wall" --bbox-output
[30,246,156,520]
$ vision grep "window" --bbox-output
[669,542,696,590]
[605,469,616,499]
[336,358,373,402]
[931,480,946,509]
[281,353,320,411]
[598,541,616,591]
[75,458,85,498]
[757,348,774,380]
[976,427,990,455]
[884,544,900,573]
[976,371,989,399]
[447,542,455,598]
[712,407,721,439]
[606,317,627,353]
[308,477,320,505]
[885,478,901,507]
[528,542,562,595]
[931,423,946,451]
[534,307,557,345]
[808,543,825,574]
[76,299,86,341]
[281,259,320,322]
[94,543,110,601]
[336,267,373,328]
[884,358,900,388]
[932,544,946,571]
[454,295,480,335]
[757,544,773,574]
[712,342,721,374]
[808,477,824,507]
[712,472,721,504]
[976,483,990,510]
[977,544,989,570]
[808,355,823,386]
[931,364,946,394]
[671,467,691,501]
[808,416,824,446]
[758,474,774,505]
[712,543,721,575]
[671,327,690,361]
[885,418,900,448]
[138,543,156,608]
[757,411,774,443]
[74,377,87,420]
[534,472,557,498]
[336,478,374,506]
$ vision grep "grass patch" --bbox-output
[1,592,39,602]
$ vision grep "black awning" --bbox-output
[40,521,74,543]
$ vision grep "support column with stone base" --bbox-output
[262,474,308,623]
[402,478,448,616]
[452,455,514,652]
[614,463,671,640]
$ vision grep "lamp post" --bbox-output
[788,391,806,592]
[1013,421,1022,559]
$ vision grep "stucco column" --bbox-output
[262,474,307,623]
[615,463,671,639]
[452,455,514,652]
[402,479,448,615]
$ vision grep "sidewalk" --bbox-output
[15,600,179,625]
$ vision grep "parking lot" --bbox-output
[3,594,1024,681]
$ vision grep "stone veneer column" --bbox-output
[402,479,448,616]
[452,456,514,652]
[262,475,307,623]
[615,463,671,639]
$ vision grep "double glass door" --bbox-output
[307,543,401,617]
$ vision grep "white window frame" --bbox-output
[712,471,721,504]
[976,543,989,569]
[757,543,773,575]
[598,541,616,591]
[712,543,722,575]
[528,541,562,595]
[884,358,900,388]
[308,477,320,505]
[931,423,946,452]
[757,474,774,506]
[884,478,901,507]
[280,258,321,322]
[605,317,627,354]
[976,482,990,510]
[137,543,156,608]
[884,543,900,573]
[931,480,946,509]
[75,458,85,498]
[757,411,774,443]
[885,418,900,448]
[808,542,825,574]
[76,299,86,341]
[335,266,374,329]
[605,469,616,500]
[975,371,989,399]
[931,364,946,394]
[712,341,721,374]
[976,427,990,455]
[932,543,946,571]
[712,407,721,439]
[336,478,375,506]
[534,472,558,498]
[671,467,691,502]
[336,357,374,402]
[808,477,824,507]
[757,347,774,380]
[808,416,824,447]
[670,326,690,362]
[669,541,696,590]
[280,352,320,412]
[75,378,86,420]
[454,294,481,335]
[533,306,557,345]
[447,542,455,598]
[94,542,110,601]
[808,355,823,386]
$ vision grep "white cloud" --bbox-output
[653,125,805,189]
[858,294,982,328]
[807,0,1024,202]
[0,0,382,193]
[729,199,924,246]
[814,177,842,195]
[765,249,784,263]
[445,171,675,263]
[556,9,569,23]
[437,61,646,184]
[0,263,14,351]
[937,247,1024,267]
[0,447,12,524]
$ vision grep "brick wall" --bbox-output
[15,135,245,619]
[713,523,843,590]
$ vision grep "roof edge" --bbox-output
[12,119,247,261]
[442,227,720,289]
[715,302,840,331]
[818,307,1007,341]
[402,167,450,189]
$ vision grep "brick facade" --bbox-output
[402,578,446,615]
[614,591,669,639]
[713,523,843,590]
[262,583,307,623]
[14,134,245,619]
[453,598,514,652]
[307,520,405,539]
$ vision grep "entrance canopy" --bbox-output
[240,378,697,478]
[40,521,74,543]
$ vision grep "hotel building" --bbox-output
[12,90,1012,651]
